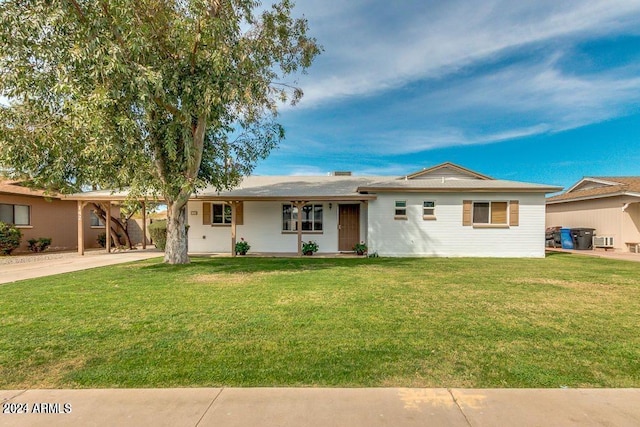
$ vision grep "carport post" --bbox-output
[77,201,86,255]
[142,201,147,249]
[105,201,111,253]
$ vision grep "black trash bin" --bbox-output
[571,228,596,250]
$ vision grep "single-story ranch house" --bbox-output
[65,162,561,257]
[186,163,560,257]
[546,176,640,252]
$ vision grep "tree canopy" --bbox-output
[0,0,320,263]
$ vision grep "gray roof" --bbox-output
[63,175,561,201]
[358,178,562,193]
[195,176,385,200]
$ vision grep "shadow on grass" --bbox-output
[139,255,377,275]
[138,255,559,277]
[545,251,573,258]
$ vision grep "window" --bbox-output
[472,201,508,225]
[0,204,30,226]
[423,201,435,218]
[394,200,407,218]
[90,210,104,227]
[212,203,232,225]
[282,204,323,232]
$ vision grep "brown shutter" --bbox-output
[462,200,472,226]
[509,200,519,226]
[202,203,211,225]
[235,202,244,225]
[491,202,508,224]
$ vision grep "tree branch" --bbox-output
[65,0,88,23]
[190,20,201,74]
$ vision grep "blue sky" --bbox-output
[254,0,640,191]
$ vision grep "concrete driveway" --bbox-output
[0,249,163,284]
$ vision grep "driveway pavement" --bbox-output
[0,249,163,284]
[546,247,640,262]
[1,388,638,427]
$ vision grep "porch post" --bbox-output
[105,201,111,253]
[77,201,85,255]
[230,201,237,257]
[141,201,147,249]
[294,201,305,256]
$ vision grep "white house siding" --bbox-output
[367,192,546,257]
[187,201,367,253]
[546,196,640,251]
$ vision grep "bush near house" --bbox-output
[0,221,22,255]
[235,238,250,255]
[27,237,52,253]
[148,220,167,250]
[97,232,122,248]
[302,240,319,255]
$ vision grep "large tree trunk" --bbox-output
[158,116,206,264]
[164,197,190,264]
[92,203,134,249]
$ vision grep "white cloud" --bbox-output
[292,0,640,108]
[365,124,553,155]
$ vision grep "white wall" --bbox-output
[367,192,547,257]
[187,201,349,253]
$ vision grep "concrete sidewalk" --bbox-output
[1,388,638,427]
[0,249,163,284]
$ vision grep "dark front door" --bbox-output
[338,204,360,252]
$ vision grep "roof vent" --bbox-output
[332,171,352,176]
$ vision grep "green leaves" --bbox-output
[0,0,320,262]
[0,0,320,194]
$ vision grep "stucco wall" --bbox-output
[367,192,546,257]
[0,194,106,252]
[546,196,640,251]
[187,201,367,253]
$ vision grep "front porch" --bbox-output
[188,199,370,256]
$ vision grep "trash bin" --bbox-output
[546,226,562,247]
[560,228,574,249]
[571,228,596,250]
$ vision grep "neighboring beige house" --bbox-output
[546,177,640,252]
[0,180,114,252]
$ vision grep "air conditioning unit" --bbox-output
[593,236,614,248]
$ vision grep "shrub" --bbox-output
[97,232,121,248]
[97,232,107,248]
[302,240,319,255]
[27,237,52,253]
[235,238,250,255]
[0,222,22,255]
[353,241,368,255]
[148,220,167,251]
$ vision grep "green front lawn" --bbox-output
[1,254,638,388]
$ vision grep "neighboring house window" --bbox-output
[472,201,508,225]
[423,201,436,219]
[282,204,323,231]
[212,203,232,225]
[90,210,105,227]
[0,203,30,226]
